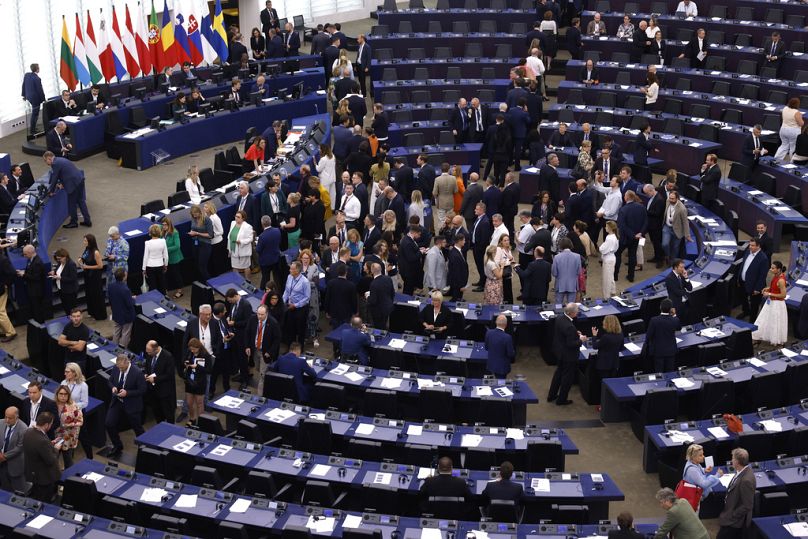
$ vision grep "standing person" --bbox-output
[108,269,136,348]
[142,224,168,294]
[653,488,710,539]
[447,234,469,301]
[548,303,587,405]
[0,249,15,344]
[591,315,623,379]
[552,238,581,305]
[143,341,176,425]
[643,184,666,267]
[717,448,756,539]
[188,205,213,282]
[398,225,424,295]
[355,34,373,98]
[53,385,82,469]
[283,261,311,347]
[698,154,721,205]
[23,412,60,502]
[282,193,302,249]
[774,98,804,161]
[614,191,647,283]
[367,262,395,329]
[162,218,184,299]
[283,22,301,56]
[485,315,515,378]
[752,261,788,346]
[21,382,59,438]
[78,234,106,321]
[58,309,91,372]
[645,299,681,373]
[599,221,619,298]
[665,259,693,322]
[298,250,322,346]
[50,249,78,316]
[204,202,227,277]
[738,238,769,321]
[324,264,357,333]
[227,210,254,278]
[683,443,723,507]
[22,63,45,137]
[471,203,494,292]
[18,245,48,323]
[483,245,504,305]
[496,235,515,304]
[662,190,690,263]
[105,355,147,459]
[433,163,458,228]
[104,227,129,291]
[256,216,282,291]
[182,338,210,427]
[260,0,279,36]
[43,152,91,228]
[316,145,337,211]
[246,304,282,378]
[61,364,89,412]
[515,212,537,267]
[0,407,27,493]
[424,236,448,293]
[515,246,552,305]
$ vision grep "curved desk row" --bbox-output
[375,79,511,104]
[595,0,807,21]
[136,422,622,522]
[754,514,808,539]
[377,8,535,33]
[755,158,808,215]
[372,57,520,80]
[367,32,527,60]
[786,241,808,310]
[386,143,483,170]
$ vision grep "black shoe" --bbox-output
[547,395,557,402]
[80,221,92,227]
[63,223,78,229]
[556,399,574,406]
[627,276,635,283]
[108,447,123,459]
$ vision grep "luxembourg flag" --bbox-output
[135,2,153,75]
[122,4,142,78]
[73,13,92,87]
[109,6,129,80]
[84,10,103,84]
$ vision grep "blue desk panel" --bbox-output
[378,8,535,33]
[387,143,483,170]
[372,57,519,80]
[591,0,808,21]
[754,515,808,539]
[367,33,526,59]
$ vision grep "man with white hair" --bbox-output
[235,181,255,225]
[18,244,48,323]
[46,121,72,157]
[490,214,509,246]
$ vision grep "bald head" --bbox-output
[495,315,508,328]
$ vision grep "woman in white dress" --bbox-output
[752,260,788,346]
[227,210,254,277]
[185,165,205,205]
[599,220,619,298]
[316,144,337,210]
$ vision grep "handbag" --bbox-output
[723,413,743,434]
[674,480,703,511]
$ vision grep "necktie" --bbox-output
[151,354,157,373]
[118,371,125,388]
[339,228,345,244]
[604,161,609,177]
[3,426,12,452]
[754,137,759,150]
[771,42,776,57]
[287,33,292,46]
[460,108,466,130]
[476,109,482,131]
[340,195,350,211]
[239,197,246,211]
[256,320,264,349]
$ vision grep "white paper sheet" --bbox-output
[407,425,423,436]
[265,408,297,423]
[421,529,443,539]
[418,467,435,479]
[175,494,198,508]
[461,434,483,447]
[82,472,104,482]
[719,473,735,488]
[230,498,251,513]
[140,487,168,502]
[705,456,714,469]
[784,522,808,537]
[531,478,551,492]
[671,377,695,389]
[210,444,232,457]
[343,515,363,529]
[311,464,332,477]
[760,419,783,432]
[624,342,642,352]
[708,426,729,439]
[173,439,195,453]
[26,515,53,529]
[373,472,392,485]
[380,377,402,389]
[748,358,766,367]
[388,338,407,349]
[475,385,493,396]
[506,428,525,440]
[344,371,365,382]
[781,348,798,358]
[356,423,375,435]
[307,516,336,533]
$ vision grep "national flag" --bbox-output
[109,6,129,80]
[85,10,103,84]
[73,13,91,87]
[122,5,142,78]
[180,0,205,65]
[161,0,177,66]
[60,16,78,90]
[210,0,229,63]
[97,9,116,82]
[199,0,220,64]
[135,2,153,75]
[173,12,192,65]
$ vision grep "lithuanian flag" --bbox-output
[60,15,78,90]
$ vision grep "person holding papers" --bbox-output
[645,299,681,373]
[751,260,788,346]
[682,444,723,507]
[182,338,210,428]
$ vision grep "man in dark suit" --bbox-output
[283,22,301,56]
[460,173,484,226]
[419,457,472,510]
[642,184,666,267]
[333,73,355,102]
[738,237,769,321]
[228,34,248,64]
[143,340,176,425]
[420,291,453,337]
[260,0,280,36]
[515,246,552,304]
[355,33,373,97]
[699,153,721,205]
[482,177,502,218]
[547,303,586,405]
[323,36,341,86]
[615,191,647,283]
[718,448,756,539]
[645,299,681,373]
[547,124,575,148]
[538,153,561,202]
[450,98,469,144]
[22,64,46,137]
[665,259,693,323]
[415,154,436,202]
[754,221,774,259]
[678,28,709,69]
[632,20,652,61]
[398,226,424,295]
[481,461,524,514]
[246,304,282,377]
[340,317,371,364]
[467,98,487,143]
[23,411,60,502]
[256,216,282,291]
[367,263,395,329]
[633,124,656,165]
[608,512,644,539]
[210,303,236,393]
[525,21,547,51]
[594,147,619,181]
[105,355,147,458]
[46,121,72,157]
[391,159,414,203]
[8,165,32,199]
[506,99,531,171]
[227,287,254,377]
[44,152,91,228]
[762,32,787,76]
[501,172,521,238]
[18,245,48,323]
[234,181,257,228]
[363,215,382,249]
[0,175,15,217]
[266,28,284,58]
[52,90,78,118]
[485,315,515,378]
[310,25,332,56]
[183,304,223,366]
[524,221,552,262]
[470,203,493,291]
[740,125,767,169]
[20,382,59,439]
[447,234,469,301]
[325,264,357,329]
[566,18,583,60]
[270,342,317,402]
[578,58,600,84]
[385,186,407,229]
[0,407,28,493]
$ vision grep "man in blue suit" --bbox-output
[665,259,693,322]
[332,116,353,163]
[482,178,502,219]
[614,190,647,282]
[633,123,657,165]
[256,216,282,290]
[283,22,301,56]
[271,342,317,402]
[340,316,371,365]
[738,237,769,321]
[470,203,493,291]
[644,299,682,373]
[740,125,767,169]
[485,315,515,378]
[481,461,524,514]
[355,34,373,98]
[105,355,147,458]
[506,99,531,171]
[21,64,45,137]
[44,152,91,228]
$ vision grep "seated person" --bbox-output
[419,457,472,510]
[419,290,452,337]
[270,342,317,402]
[547,123,575,148]
[185,87,205,114]
[579,59,599,84]
[171,92,187,116]
[52,90,78,117]
[85,85,105,111]
[340,316,371,365]
[46,121,72,157]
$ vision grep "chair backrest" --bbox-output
[478,396,514,426]
[488,499,520,523]
[372,25,389,37]
[612,52,630,64]
[615,72,631,86]
[706,30,724,46]
[140,199,166,215]
[425,496,468,520]
[728,162,749,183]
[792,41,805,53]
[674,78,691,91]
[392,110,413,124]
[376,48,393,61]
[695,379,734,420]
[749,371,784,411]
[381,91,400,105]
[347,438,383,461]
[409,0,425,7]
[281,524,312,539]
[734,34,752,47]
[398,21,413,34]
[708,5,727,18]
[302,480,336,506]
[363,388,398,418]
[663,99,683,115]
[310,382,346,410]
[419,388,455,422]
[431,108,450,121]
[721,109,743,125]
[430,21,445,34]
[465,43,483,57]
[413,67,430,81]
[408,48,425,60]
[478,89,496,102]
[765,8,783,23]
[382,0,398,10]
[168,190,191,208]
[510,22,527,34]
[130,105,147,127]
[696,124,718,142]
[61,476,98,513]
[405,132,425,147]
[262,371,298,400]
[479,20,497,34]
[495,44,512,58]
[190,465,222,489]
[624,95,645,110]
[767,91,787,105]
[526,440,564,472]
[452,21,470,34]
[438,131,455,145]
[596,92,616,108]
[785,361,808,403]
[298,418,333,454]
[293,15,305,29]
[704,56,725,71]
[583,51,601,64]
[735,6,754,19]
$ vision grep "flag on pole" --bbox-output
[73,13,91,87]
[211,0,229,63]
[148,0,167,71]
[98,9,116,82]
[60,16,78,90]
[135,2,153,75]
[181,0,205,65]
[173,13,192,65]
[198,0,219,65]
[110,6,129,80]
[122,5,141,78]
[85,10,103,84]
[160,0,177,67]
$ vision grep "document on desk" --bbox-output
[506,428,525,440]
[124,229,143,237]
[230,498,252,513]
[525,167,539,173]
[418,467,435,479]
[214,395,245,409]
[706,366,727,377]
[708,426,729,439]
[344,371,365,382]
[265,408,297,423]
[374,472,393,485]
[760,419,783,432]
[355,423,375,436]
[422,529,443,539]
[531,478,551,492]
[82,472,104,483]
[0,366,8,375]
[175,494,198,508]
[87,343,98,351]
[380,377,403,389]
[719,473,735,488]
[407,425,423,436]
[388,338,407,350]
[307,516,336,534]
[330,363,350,376]
[173,439,195,453]
[494,386,513,398]
[671,377,695,389]
[748,358,766,367]
[311,464,332,477]
[343,515,363,529]
[475,385,493,396]
[210,444,232,457]
[140,487,168,503]
[784,522,808,537]
[26,515,53,529]
[624,342,642,353]
[454,308,469,316]
[461,434,483,447]
[782,348,798,358]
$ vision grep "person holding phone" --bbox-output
[53,385,83,469]
[183,338,210,427]
[23,411,60,502]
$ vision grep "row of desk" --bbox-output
[135,423,623,522]
[377,8,533,33]
[372,57,519,80]
[375,79,511,102]
[596,0,808,21]
[754,514,808,539]
[367,32,527,60]
[386,143,483,170]
[786,241,808,310]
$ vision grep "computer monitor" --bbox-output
[199,102,213,117]
[85,101,96,115]
[291,82,304,100]
[276,87,289,100]
[207,95,224,111]
[265,63,281,78]
[160,81,170,95]
[283,59,300,73]
[150,116,162,131]
[211,70,224,85]
[139,76,155,92]
[133,87,147,101]
[184,75,197,87]
[250,91,263,107]
[224,98,237,111]
[238,67,250,81]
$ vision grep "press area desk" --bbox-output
[207,390,578,459]
[136,422,623,522]
[0,487,197,538]
[372,57,519,80]
[557,81,798,137]
[53,68,324,159]
[547,103,753,164]
[375,79,511,103]
[116,114,329,292]
[367,32,525,59]
[539,119,720,175]
[643,402,808,473]
[565,60,808,103]
[117,92,327,170]
[754,514,808,539]
[578,37,808,81]
[601,344,808,423]
[377,8,534,33]
[596,0,808,20]
[387,143,483,170]
[582,11,808,47]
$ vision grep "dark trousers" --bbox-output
[30,103,41,135]
[145,266,166,294]
[548,359,576,402]
[260,262,282,291]
[59,291,77,316]
[614,236,639,280]
[66,184,91,224]
[653,355,675,373]
[194,242,211,282]
[473,246,487,286]
[369,308,390,330]
[483,157,509,186]
[648,226,664,261]
[285,304,309,346]
[356,64,372,97]
[146,389,175,424]
[503,275,513,303]
[717,527,746,539]
[512,138,525,170]
[28,293,47,323]
[402,275,418,295]
[210,348,234,390]
[740,286,763,320]
[29,482,57,502]
[105,401,145,451]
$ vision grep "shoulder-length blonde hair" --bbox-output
[602,315,622,335]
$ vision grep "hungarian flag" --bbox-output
[135,2,153,75]
[84,10,103,84]
[60,16,78,90]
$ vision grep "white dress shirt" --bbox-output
[339,194,361,221]
[185,178,205,204]
[490,223,509,246]
[676,1,698,16]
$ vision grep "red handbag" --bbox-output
[675,480,703,511]
[723,413,743,434]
